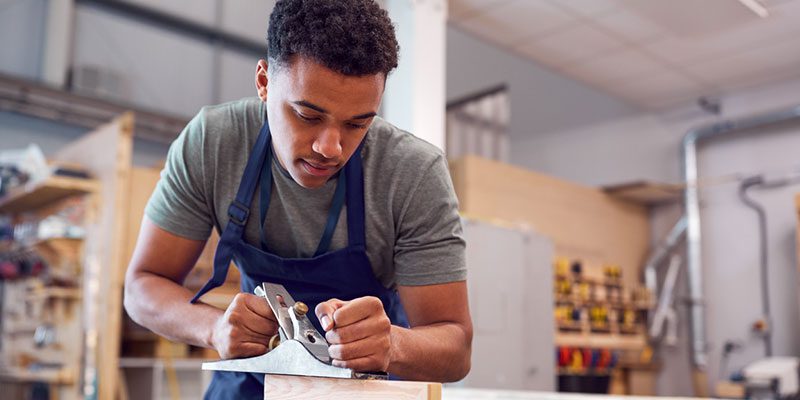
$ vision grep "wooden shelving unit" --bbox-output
[554,261,652,357]
[0,114,135,400]
[0,174,95,400]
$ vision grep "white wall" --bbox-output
[71,3,262,118]
[446,26,640,141]
[513,77,800,186]
[0,0,46,81]
[514,76,800,396]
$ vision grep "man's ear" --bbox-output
[255,59,269,101]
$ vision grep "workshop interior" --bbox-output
[2,0,800,399]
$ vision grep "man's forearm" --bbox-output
[387,323,471,382]
[124,273,222,349]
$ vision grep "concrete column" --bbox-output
[383,0,448,151]
[42,0,75,87]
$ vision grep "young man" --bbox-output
[124,0,472,398]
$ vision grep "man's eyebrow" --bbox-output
[293,100,327,114]
[351,111,377,120]
[292,100,376,120]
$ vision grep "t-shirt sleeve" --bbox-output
[144,109,214,241]
[393,154,467,286]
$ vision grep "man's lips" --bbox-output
[301,159,338,177]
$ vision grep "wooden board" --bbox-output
[602,181,683,206]
[555,332,646,351]
[125,166,240,287]
[263,375,441,400]
[123,166,162,273]
[449,156,650,289]
[0,175,99,214]
[53,112,134,400]
[124,166,240,296]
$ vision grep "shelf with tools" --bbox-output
[553,295,652,311]
[0,114,139,400]
[553,257,652,343]
[0,177,96,400]
[552,256,653,394]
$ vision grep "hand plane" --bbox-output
[202,282,387,380]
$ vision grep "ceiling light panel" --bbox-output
[461,0,577,45]
[515,24,626,68]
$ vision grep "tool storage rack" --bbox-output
[0,175,99,400]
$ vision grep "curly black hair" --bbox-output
[267,0,399,77]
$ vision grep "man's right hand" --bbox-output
[211,293,278,359]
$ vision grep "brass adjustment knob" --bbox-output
[293,302,308,317]
[268,334,281,350]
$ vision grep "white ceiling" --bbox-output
[449,0,800,110]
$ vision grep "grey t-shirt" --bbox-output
[145,97,466,288]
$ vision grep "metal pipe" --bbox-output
[738,176,772,357]
[644,216,687,304]
[681,105,800,375]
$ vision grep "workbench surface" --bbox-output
[443,388,700,400]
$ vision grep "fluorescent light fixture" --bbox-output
[737,0,769,18]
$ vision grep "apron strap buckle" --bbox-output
[228,200,250,226]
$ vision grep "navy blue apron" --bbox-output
[190,119,408,399]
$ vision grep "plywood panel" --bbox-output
[263,375,441,400]
[125,167,240,291]
[124,167,162,273]
[450,156,650,288]
[53,112,134,400]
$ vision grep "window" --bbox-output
[446,86,510,162]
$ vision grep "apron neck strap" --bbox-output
[226,121,271,231]
[259,141,363,254]
[345,142,366,248]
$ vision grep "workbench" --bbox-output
[261,376,700,400]
[442,387,698,400]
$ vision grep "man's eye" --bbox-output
[296,111,320,123]
[347,123,367,129]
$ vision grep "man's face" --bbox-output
[255,57,385,189]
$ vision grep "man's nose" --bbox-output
[312,127,342,159]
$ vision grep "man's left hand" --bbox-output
[315,296,392,372]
